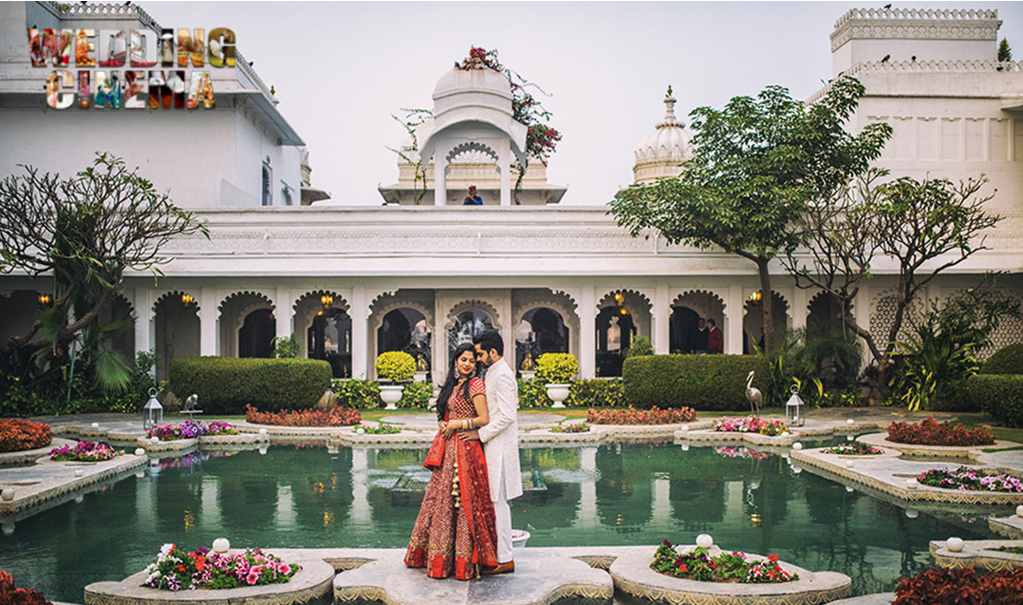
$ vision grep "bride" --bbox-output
[403,342,499,579]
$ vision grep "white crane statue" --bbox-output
[745,371,762,417]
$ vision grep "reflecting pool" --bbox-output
[0,440,1005,601]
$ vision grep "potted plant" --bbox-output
[376,351,415,409]
[413,354,429,383]
[537,353,578,408]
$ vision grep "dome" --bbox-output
[633,87,692,184]
[432,67,514,121]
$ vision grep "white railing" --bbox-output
[806,60,1023,104]
[49,1,162,30]
[834,8,998,28]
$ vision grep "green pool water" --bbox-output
[0,440,1005,601]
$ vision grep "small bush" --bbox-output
[627,335,653,357]
[887,417,995,446]
[587,406,696,425]
[962,374,1023,428]
[245,404,361,427]
[0,419,51,453]
[536,353,578,383]
[518,378,552,408]
[0,571,52,605]
[331,379,383,409]
[398,381,433,409]
[169,357,331,414]
[981,344,1023,375]
[375,351,415,382]
[622,355,770,410]
[894,566,1023,605]
[567,378,625,407]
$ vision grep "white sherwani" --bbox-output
[477,357,522,562]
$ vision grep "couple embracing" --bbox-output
[403,330,522,580]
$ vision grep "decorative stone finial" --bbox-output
[659,86,681,128]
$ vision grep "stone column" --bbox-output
[499,141,511,206]
[791,287,807,331]
[726,286,744,354]
[435,147,448,206]
[578,286,597,378]
[199,288,218,356]
[275,287,293,340]
[653,284,670,354]
[350,285,368,379]
[854,285,872,372]
[133,287,152,356]
[433,293,447,387]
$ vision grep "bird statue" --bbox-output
[745,371,762,417]
[184,393,199,412]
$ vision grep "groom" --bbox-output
[473,330,522,574]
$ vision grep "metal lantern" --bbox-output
[143,387,163,431]
[785,384,805,427]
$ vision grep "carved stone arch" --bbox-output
[445,299,501,332]
[445,141,500,165]
[672,289,727,311]
[218,290,275,314]
[153,290,201,313]
[597,288,652,311]
[371,299,434,336]
[293,290,349,312]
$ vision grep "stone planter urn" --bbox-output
[546,384,571,408]
[520,370,536,380]
[379,385,405,410]
[413,371,428,383]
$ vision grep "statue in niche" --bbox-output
[607,316,621,352]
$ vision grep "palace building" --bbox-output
[1,3,1021,384]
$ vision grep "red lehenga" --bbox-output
[404,377,499,580]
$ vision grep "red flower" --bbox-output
[768,554,779,563]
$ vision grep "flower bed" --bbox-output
[714,446,774,460]
[917,467,1023,493]
[355,423,400,435]
[822,442,884,456]
[712,416,790,437]
[997,546,1023,555]
[894,566,1023,604]
[245,405,361,427]
[652,542,798,584]
[550,422,590,434]
[888,417,994,447]
[587,406,696,425]
[146,420,239,441]
[143,544,299,591]
[0,571,51,605]
[0,419,51,453]
[50,441,122,462]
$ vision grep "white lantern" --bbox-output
[784,384,805,427]
[134,448,145,457]
[696,534,713,548]
[906,478,919,490]
[212,538,230,553]
[142,388,163,431]
[946,537,964,552]
[792,442,803,451]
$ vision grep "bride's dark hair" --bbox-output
[436,342,478,421]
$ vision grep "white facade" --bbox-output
[1,3,1022,386]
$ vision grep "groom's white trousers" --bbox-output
[494,479,513,563]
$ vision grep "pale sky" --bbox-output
[144,1,1023,205]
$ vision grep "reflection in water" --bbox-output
[0,442,1007,601]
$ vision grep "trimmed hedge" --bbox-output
[981,344,1023,375]
[169,357,332,414]
[567,379,625,407]
[622,354,770,410]
[963,374,1023,428]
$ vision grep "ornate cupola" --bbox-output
[632,86,692,185]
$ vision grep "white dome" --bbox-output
[633,87,692,183]
[432,67,514,120]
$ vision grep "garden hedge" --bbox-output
[169,357,332,414]
[622,354,770,410]
[981,344,1023,375]
[963,374,1023,428]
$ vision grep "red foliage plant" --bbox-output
[887,417,994,447]
[0,571,52,605]
[894,566,1023,605]
[245,405,361,427]
[0,420,51,453]
[587,406,696,425]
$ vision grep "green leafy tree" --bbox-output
[998,38,1013,62]
[0,153,208,392]
[610,77,890,351]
